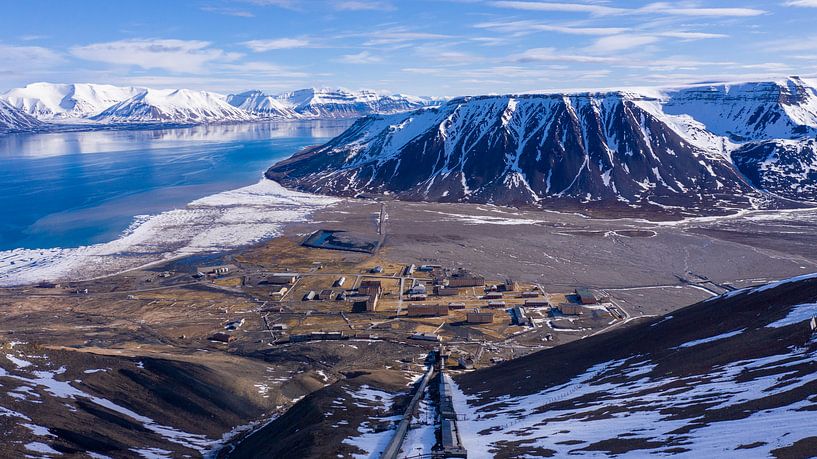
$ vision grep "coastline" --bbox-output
[0,178,340,287]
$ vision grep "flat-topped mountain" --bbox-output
[267,78,817,214]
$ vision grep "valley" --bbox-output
[2,195,817,457]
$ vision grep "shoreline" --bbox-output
[0,178,340,287]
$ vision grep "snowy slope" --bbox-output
[732,138,817,202]
[225,90,295,118]
[272,88,431,119]
[1,82,144,120]
[92,88,255,124]
[0,99,43,133]
[663,77,817,141]
[267,92,757,213]
[450,273,817,458]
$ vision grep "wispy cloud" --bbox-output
[0,44,63,70]
[474,19,627,36]
[784,0,817,6]
[336,50,382,63]
[590,34,659,52]
[334,1,395,11]
[491,1,766,17]
[71,39,241,73]
[511,47,620,63]
[243,38,312,51]
[200,6,255,17]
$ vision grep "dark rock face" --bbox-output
[267,79,817,214]
[267,93,756,212]
[732,138,817,203]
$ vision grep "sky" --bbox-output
[1,0,817,97]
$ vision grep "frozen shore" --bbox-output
[0,179,339,287]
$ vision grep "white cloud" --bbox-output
[784,0,817,6]
[243,38,311,51]
[334,1,395,11]
[361,30,452,46]
[474,20,627,36]
[200,6,255,17]
[0,44,63,69]
[336,50,382,63]
[660,32,728,40]
[512,47,620,63]
[70,39,241,73]
[491,1,765,17]
[590,34,660,52]
[490,1,624,15]
[638,2,766,17]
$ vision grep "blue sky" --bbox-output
[1,0,816,96]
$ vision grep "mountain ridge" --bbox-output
[266,77,817,214]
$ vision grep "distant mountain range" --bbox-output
[267,77,817,214]
[0,83,437,129]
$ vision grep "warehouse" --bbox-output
[446,269,485,287]
[467,310,494,324]
[575,288,599,304]
[434,285,461,296]
[524,298,550,308]
[406,304,450,317]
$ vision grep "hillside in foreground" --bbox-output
[452,273,817,458]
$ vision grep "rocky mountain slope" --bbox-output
[91,88,255,124]
[0,99,42,133]
[450,273,817,458]
[1,83,144,120]
[267,78,817,213]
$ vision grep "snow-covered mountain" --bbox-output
[91,88,255,124]
[1,83,144,120]
[226,90,295,118]
[663,77,817,141]
[267,77,817,212]
[450,272,817,458]
[0,99,43,133]
[229,87,433,119]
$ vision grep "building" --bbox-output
[434,286,461,296]
[483,292,503,300]
[318,289,336,300]
[446,269,485,288]
[467,310,494,324]
[499,279,518,292]
[358,280,382,296]
[559,303,588,315]
[521,291,539,298]
[408,282,427,295]
[303,290,317,301]
[208,332,235,343]
[575,288,598,305]
[487,300,506,308]
[333,276,346,288]
[408,294,428,301]
[448,302,466,310]
[267,274,297,285]
[409,332,440,342]
[511,306,532,326]
[197,264,236,276]
[370,265,384,273]
[524,298,550,308]
[406,304,449,317]
[404,264,416,276]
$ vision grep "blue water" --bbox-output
[0,120,352,251]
